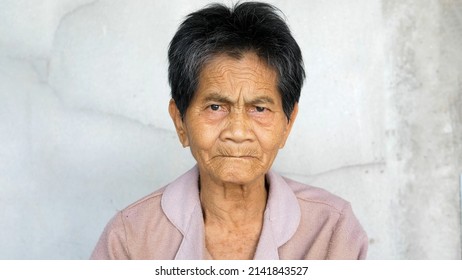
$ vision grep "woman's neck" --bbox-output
[199,175,268,227]
[199,174,268,259]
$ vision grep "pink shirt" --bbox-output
[91,166,368,259]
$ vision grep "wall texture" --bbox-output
[0,0,461,259]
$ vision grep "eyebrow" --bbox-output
[203,93,232,104]
[203,93,275,105]
[249,96,275,105]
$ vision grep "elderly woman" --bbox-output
[91,2,368,260]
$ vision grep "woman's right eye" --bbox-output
[210,104,220,111]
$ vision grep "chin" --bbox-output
[216,164,265,186]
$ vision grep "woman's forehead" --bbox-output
[198,52,278,88]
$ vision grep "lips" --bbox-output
[209,154,260,162]
[215,146,259,156]
[216,155,256,159]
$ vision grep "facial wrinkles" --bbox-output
[185,54,290,185]
[221,68,256,138]
[216,82,258,161]
[211,62,282,162]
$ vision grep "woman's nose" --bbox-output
[220,109,254,143]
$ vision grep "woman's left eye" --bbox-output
[255,106,266,112]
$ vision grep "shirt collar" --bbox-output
[161,165,301,260]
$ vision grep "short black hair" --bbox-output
[168,1,305,120]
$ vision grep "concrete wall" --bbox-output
[0,0,460,259]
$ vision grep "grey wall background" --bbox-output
[0,0,461,259]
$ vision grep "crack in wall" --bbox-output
[280,161,386,180]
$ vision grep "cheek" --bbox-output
[186,119,222,152]
[255,123,288,151]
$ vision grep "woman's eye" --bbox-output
[210,104,220,111]
[255,106,266,112]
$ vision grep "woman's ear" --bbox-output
[168,99,190,147]
[279,102,298,149]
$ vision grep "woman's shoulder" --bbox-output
[278,176,368,260]
[91,185,182,259]
[119,185,168,217]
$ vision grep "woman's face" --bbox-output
[170,52,297,186]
